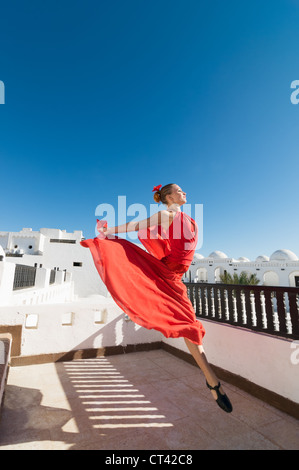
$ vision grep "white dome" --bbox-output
[193,253,204,260]
[208,251,228,259]
[270,249,298,261]
[256,255,270,262]
[238,256,250,262]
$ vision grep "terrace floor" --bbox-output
[0,349,298,450]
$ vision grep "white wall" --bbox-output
[0,261,76,307]
[0,295,162,358]
[0,262,15,304]
[11,278,75,306]
[163,319,299,404]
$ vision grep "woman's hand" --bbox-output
[96,219,114,238]
[102,226,114,236]
[97,226,114,238]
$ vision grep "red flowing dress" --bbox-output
[80,210,205,345]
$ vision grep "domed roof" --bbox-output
[256,255,270,262]
[208,251,228,259]
[270,249,298,261]
[193,253,204,260]
[238,256,250,262]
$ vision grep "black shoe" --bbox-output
[206,381,233,413]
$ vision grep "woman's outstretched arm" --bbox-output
[101,210,174,235]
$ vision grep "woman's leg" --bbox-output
[184,338,226,401]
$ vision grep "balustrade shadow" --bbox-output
[55,357,175,449]
[53,315,174,449]
[0,315,174,449]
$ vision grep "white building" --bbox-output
[0,227,107,300]
[185,249,299,287]
[0,229,160,358]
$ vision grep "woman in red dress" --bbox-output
[81,183,232,413]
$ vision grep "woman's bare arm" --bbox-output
[103,210,174,235]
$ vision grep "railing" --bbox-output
[13,265,36,290]
[49,269,56,285]
[185,283,299,340]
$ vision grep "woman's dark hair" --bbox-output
[153,184,175,204]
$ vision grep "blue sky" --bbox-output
[0,0,299,260]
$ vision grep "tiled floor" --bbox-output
[0,349,298,450]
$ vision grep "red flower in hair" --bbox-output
[152,184,162,192]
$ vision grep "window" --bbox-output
[25,314,39,329]
[295,276,299,288]
[62,312,73,326]
[94,309,107,324]
[73,262,82,267]
[50,239,76,244]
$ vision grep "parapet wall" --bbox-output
[162,319,299,418]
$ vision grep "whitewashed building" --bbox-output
[0,227,107,301]
[185,249,299,287]
[0,229,160,358]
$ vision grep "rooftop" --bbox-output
[0,349,298,450]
